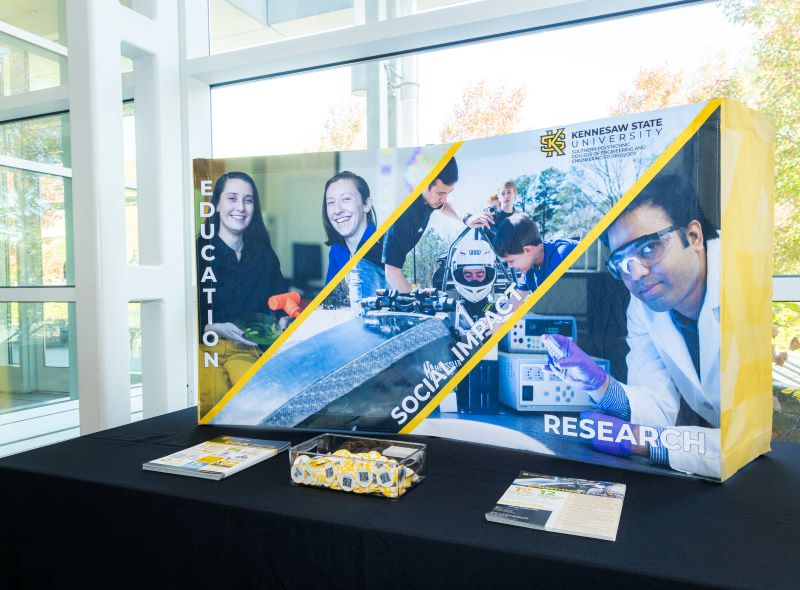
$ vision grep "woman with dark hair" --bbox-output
[197,171,287,414]
[322,171,385,309]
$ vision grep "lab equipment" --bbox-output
[499,351,610,412]
[498,314,611,412]
[544,334,609,393]
[500,314,577,353]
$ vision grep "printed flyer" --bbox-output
[485,471,626,542]
[193,99,774,482]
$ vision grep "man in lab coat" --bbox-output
[546,174,721,478]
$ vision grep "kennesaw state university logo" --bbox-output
[540,128,566,157]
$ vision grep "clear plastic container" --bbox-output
[289,433,426,499]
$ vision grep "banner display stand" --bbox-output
[194,99,774,482]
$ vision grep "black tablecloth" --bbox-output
[0,407,797,590]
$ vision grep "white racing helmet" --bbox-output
[450,234,496,302]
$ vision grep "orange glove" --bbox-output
[268,292,301,318]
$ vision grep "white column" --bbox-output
[125,3,190,418]
[181,0,213,405]
[360,0,388,150]
[67,0,190,432]
[66,0,131,433]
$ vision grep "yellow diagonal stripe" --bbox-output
[400,99,722,434]
[199,142,464,424]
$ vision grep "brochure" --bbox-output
[142,436,290,480]
[485,471,625,541]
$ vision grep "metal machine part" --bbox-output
[212,310,458,432]
[360,288,456,316]
[455,359,499,414]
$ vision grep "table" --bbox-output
[0,407,797,589]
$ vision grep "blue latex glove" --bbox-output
[579,411,632,457]
[542,334,608,392]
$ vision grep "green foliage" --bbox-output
[721,0,800,273]
[322,279,350,309]
[0,113,70,286]
[440,79,526,142]
[0,114,69,165]
[533,167,565,238]
[512,169,608,240]
[550,182,603,240]
[402,228,449,289]
[513,173,537,215]
[773,301,800,351]
[781,388,800,402]
[609,1,799,274]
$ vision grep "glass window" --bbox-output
[414,4,754,144]
[0,112,70,166]
[211,1,798,274]
[209,0,357,55]
[773,302,800,444]
[212,67,365,156]
[122,102,139,264]
[129,301,142,420]
[42,301,68,368]
[207,0,487,55]
[0,301,76,414]
[125,187,139,264]
[0,0,67,44]
[212,3,755,155]
[129,302,141,387]
[0,32,66,97]
[411,0,482,14]
[0,166,72,287]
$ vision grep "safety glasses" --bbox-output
[605,225,681,280]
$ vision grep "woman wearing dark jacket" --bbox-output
[197,171,286,415]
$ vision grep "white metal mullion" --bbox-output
[186,0,706,85]
[0,77,134,126]
[0,288,76,302]
[0,155,71,178]
[180,0,212,406]
[0,86,69,124]
[0,20,68,57]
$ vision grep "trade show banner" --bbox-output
[193,99,773,481]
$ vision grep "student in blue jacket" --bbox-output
[322,171,385,310]
[493,212,578,295]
